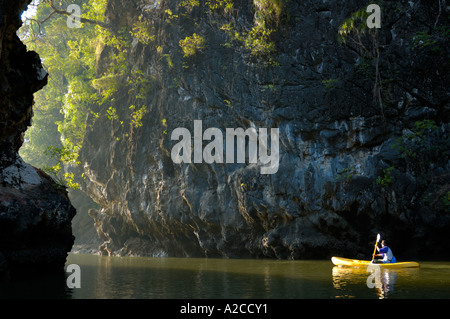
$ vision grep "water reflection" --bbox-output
[332,265,420,299]
[67,255,336,298]
[2,254,449,298]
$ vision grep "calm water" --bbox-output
[1,254,450,299]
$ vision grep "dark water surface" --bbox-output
[65,254,449,299]
[1,253,449,299]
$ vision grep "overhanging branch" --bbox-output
[48,1,109,28]
[30,0,109,29]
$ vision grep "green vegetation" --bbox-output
[412,31,439,51]
[161,118,168,135]
[19,0,104,188]
[412,27,450,53]
[127,67,152,100]
[131,16,155,45]
[247,0,286,64]
[338,8,369,44]
[129,105,148,129]
[206,0,233,12]
[390,120,450,213]
[167,0,285,66]
[179,0,200,12]
[336,166,360,183]
[164,8,179,21]
[338,6,383,115]
[92,74,121,103]
[443,191,450,212]
[394,120,447,167]
[244,23,277,60]
[179,33,206,57]
[322,78,339,90]
[218,0,285,65]
[42,146,81,189]
[391,119,450,178]
[18,0,150,189]
[376,166,394,187]
[253,0,283,25]
[17,0,288,189]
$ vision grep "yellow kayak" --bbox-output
[331,256,420,268]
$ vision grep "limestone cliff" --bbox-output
[0,0,76,278]
[79,0,449,259]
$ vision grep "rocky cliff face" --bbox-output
[80,0,450,259]
[0,0,76,278]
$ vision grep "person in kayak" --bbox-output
[374,240,397,263]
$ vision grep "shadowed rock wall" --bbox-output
[0,0,76,279]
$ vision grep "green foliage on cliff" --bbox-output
[17,0,145,188]
[338,8,369,44]
[42,146,81,189]
[179,0,200,11]
[17,0,289,189]
[443,191,450,212]
[336,166,359,183]
[390,119,450,213]
[206,0,233,12]
[166,0,284,65]
[412,27,450,53]
[338,5,384,115]
[129,105,148,129]
[179,33,206,57]
[216,0,286,66]
[376,166,394,187]
[391,119,449,178]
[19,0,101,188]
[131,16,155,45]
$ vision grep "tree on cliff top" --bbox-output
[19,0,153,188]
[18,0,108,188]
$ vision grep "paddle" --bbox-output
[371,233,381,262]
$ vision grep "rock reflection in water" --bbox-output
[332,265,419,299]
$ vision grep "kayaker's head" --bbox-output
[381,240,387,247]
